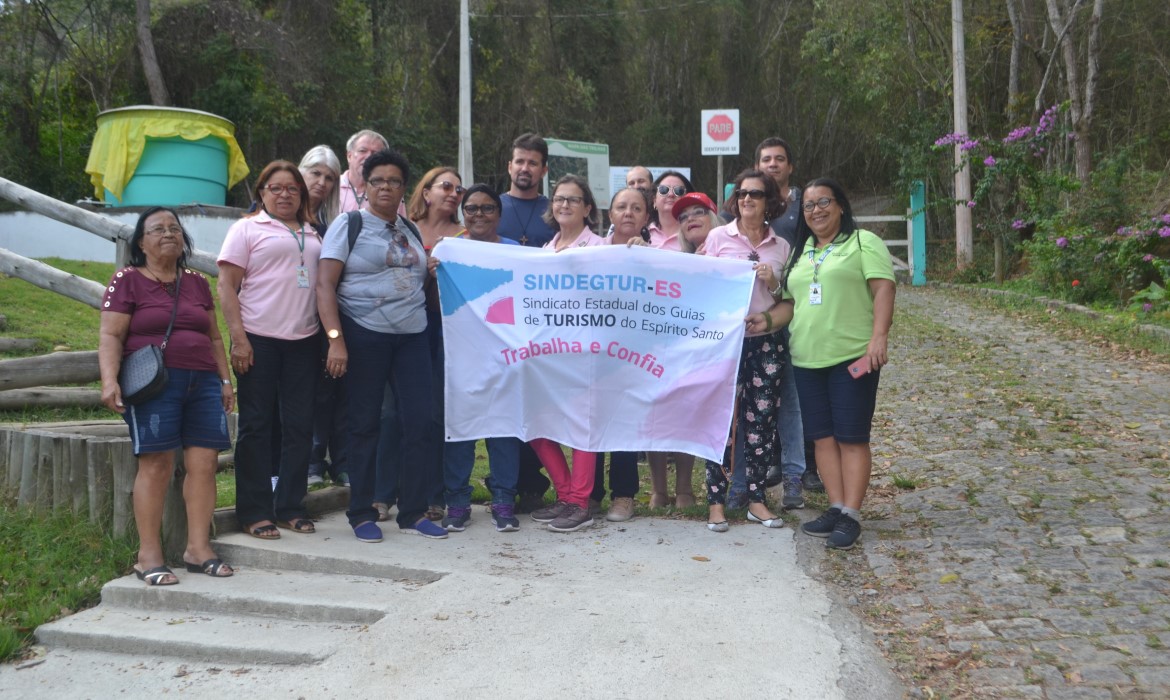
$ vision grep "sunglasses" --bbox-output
[676,208,709,225]
[657,185,687,196]
[462,204,499,216]
[735,189,766,200]
[430,180,466,195]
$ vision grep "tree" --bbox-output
[134,0,169,106]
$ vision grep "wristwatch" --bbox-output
[220,379,232,386]
[327,329,341,340]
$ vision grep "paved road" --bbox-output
[843,286,1170,698]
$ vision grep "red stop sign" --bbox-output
[706,114,735,141]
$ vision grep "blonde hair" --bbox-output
[407,166,461,224]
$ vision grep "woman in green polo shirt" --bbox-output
[748,178,895,550]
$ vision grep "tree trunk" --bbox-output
[1045,0,1102,182]
[1006,0,1023,121]
[135,0,170,106]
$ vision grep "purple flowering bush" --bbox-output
[935,105,1169,309]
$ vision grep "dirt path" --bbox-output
[803,286,1170,699]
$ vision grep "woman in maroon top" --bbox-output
[98,207,234,586]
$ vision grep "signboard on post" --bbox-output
[544,138,611,209]
[700,109,740,156]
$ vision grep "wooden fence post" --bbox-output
[1,428,17,490]
[86,437,117,525]
[33,432,54,510]
[17,431,37,504]
[162,450,188,563]
[67,435,87,514]
[109,440,137,537]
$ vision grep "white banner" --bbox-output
[432,238,755,462]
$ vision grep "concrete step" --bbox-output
[100,569,388,624]
[35,605,364,665]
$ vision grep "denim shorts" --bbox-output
[793,359,881,444]
[124,368,232,455]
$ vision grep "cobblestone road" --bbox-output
[808,286,1170,699]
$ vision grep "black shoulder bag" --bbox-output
[119,270,182,405]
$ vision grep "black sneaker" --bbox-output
[801,507,842,538]
[802,470,824,492]
[826,513,861,550]
[781,475,804,510]
[547,503,594,533]
[764,464,784,488]
[530,500,569,523]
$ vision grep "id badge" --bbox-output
[296,265,310,288]
[809,282,822,305]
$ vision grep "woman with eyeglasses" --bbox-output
[218,161,323,541]
[316,148,448,542]
[524,174,603,533]
[748,178,895,550]
[700,169,790,532]
[429,184,525,533]
[100,208,234,585]
[646,170,696,252]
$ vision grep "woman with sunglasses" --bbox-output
[218,161,322,540]
[701,169,790,532]
[316,148,448,543]
[430,184,525,533]
[408,166,467,248]
[646,171,696,252]
[748,178,895,550]
[390,166,466,522]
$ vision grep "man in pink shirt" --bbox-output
[338,130,389,213]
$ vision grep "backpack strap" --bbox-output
[346,210,362,252]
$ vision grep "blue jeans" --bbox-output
[444,437,520,507]
[340,315,434,527]
[124,368,230,455]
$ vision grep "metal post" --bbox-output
[716,155,724,209]
[910,180,927,286]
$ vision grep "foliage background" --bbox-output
[1,0,1168,289]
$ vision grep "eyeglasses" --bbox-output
[735,189,766,200]
[657,185,686,196]
[462,204,499,216]
[263,184,301,196]
[552,195,585,206]
[676,208,708,225]
[430,180,466,195]
[368,177,405,191]
[802,197,835,212]
[145,225,183,237]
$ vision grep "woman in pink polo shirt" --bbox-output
[529,175,603,533]
[646,171,696,251]
[218,161,323,540]
[702,170,790,532]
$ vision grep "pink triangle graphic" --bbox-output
[485,297,515,325]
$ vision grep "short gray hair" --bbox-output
[346,129,389,152]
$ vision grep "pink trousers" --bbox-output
[528,438,597,508]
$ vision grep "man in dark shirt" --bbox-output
[499,133,555,248]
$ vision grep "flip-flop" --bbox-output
[134,564,178,586]
[277,518,316,534]
[246,523,281,539]
[184,558,233,577]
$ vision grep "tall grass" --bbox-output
[0,494,137,661]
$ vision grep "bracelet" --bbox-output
[220,379,232,386]
[770,284,784,299]
[763,310,774,334]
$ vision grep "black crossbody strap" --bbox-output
[159,269,182,351]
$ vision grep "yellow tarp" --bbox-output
[86,109,249,201]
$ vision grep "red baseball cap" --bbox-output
[671,192,716,219]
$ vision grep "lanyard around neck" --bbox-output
[276,219,306,265]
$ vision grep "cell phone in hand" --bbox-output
[847,356,872,379]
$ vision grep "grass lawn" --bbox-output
[0,495,137,662]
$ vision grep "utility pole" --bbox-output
[458,0,474,185]
[952,0,973,269]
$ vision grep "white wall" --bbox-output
[0,206,243,263]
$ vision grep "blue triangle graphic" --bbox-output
[436,261,514,316]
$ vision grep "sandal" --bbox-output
[184,558,233,577]
[277,518,316,534]
[246,523,281,539]
[134,564,178,586]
